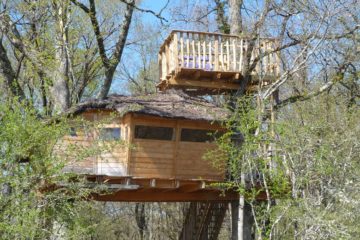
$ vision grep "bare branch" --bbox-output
[118,0,168,23]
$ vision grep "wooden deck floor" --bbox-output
[86,175,239,202]
[157,67,275,95]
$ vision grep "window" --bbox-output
[99,128,121,141]
[180,129,222,142]
[134,125,174,140]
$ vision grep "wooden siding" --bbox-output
[63,112,226,181]
[130,140,175,178]
[94,112,129,176]
[61,112,96,174]
[128,114,225,181]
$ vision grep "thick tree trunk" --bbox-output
[0,40,25,100]
[51,1,71,113]
[228,0,243,35]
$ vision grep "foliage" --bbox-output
[208,93,360,239]
[0,99,103,239]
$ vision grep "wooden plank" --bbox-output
[226,39,230,71]
[197,38,201,69]
[240,39,244,71]
[132,141,175,149]
[130,167,173,174]
[131,151,174,159]
[220,41,224,71]
[214,36,219,71]
[168,77,240,90]
[130,162,173,169]
[232,39,237,71]
[192,36,196,68]
[130,157,173,164]
[180,32,184,67]
[165,44,170,75]
[91,190,239,202]
[186,33,190,67]
[202,39,206,69]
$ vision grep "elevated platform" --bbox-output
[157,67,277,95]
[86,176,239,202]
[158,30,280,94]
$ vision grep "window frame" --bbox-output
[179,128,222,143]
[133,124,175,141]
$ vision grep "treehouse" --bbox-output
[158,30,280,95]
[62,91,238,202]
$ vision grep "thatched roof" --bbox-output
[70,90,229,122]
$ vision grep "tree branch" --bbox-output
[118,0,168,23]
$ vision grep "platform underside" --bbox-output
[86,175,239,202]
[157,68,276,95]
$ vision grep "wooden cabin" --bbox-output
[62,91,237,201]
[158,30,280,95]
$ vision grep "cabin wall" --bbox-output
[129,116,176,178]
[175,120,224,180]
[94,111,129,176]
[63,110,129,176]
[129,114,225,181]
[61,112,96,174]
[63,112,225,181]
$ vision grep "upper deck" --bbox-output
[158,30,280,94]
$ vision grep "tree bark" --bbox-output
[0,40,25,100]
[228,0,243,35]
[51,1,71,113]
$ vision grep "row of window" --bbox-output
[98,125,222,143]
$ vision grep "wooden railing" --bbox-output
[159,30,280,80]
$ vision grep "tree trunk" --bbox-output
[228,0,243,35]
[231,196,254,240]
[51,1,71,113]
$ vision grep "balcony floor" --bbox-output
[158,67,276,95]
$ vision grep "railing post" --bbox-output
[173,32,178,70]
[214,35,219,71]
[158,53,162,80]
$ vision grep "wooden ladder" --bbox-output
[179,202,228,240]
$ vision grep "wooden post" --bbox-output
[186,33,190,67]
[180,33,184,67]
[214,36,219,71]
[173,32,178,69]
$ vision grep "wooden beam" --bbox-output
[90,189,239,202]
[168,77,241,90]
[179,181,206,193]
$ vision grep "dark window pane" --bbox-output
[180,129,222,142]
[134,125,174,140]
[100,128,121,141]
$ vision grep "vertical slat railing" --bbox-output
[220,40,224,71]
[208,36,212,70]
[180,32,184,67]
[226,39,230,71]
[202,36,206,69]
[159,30,279,80]
[214,35,219,71]
[197,35,201,69]
[191,34,196,68]
[232,39,236,71]
[239,39,244,72]
[173,33,178,71]
[186,33,190,67]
